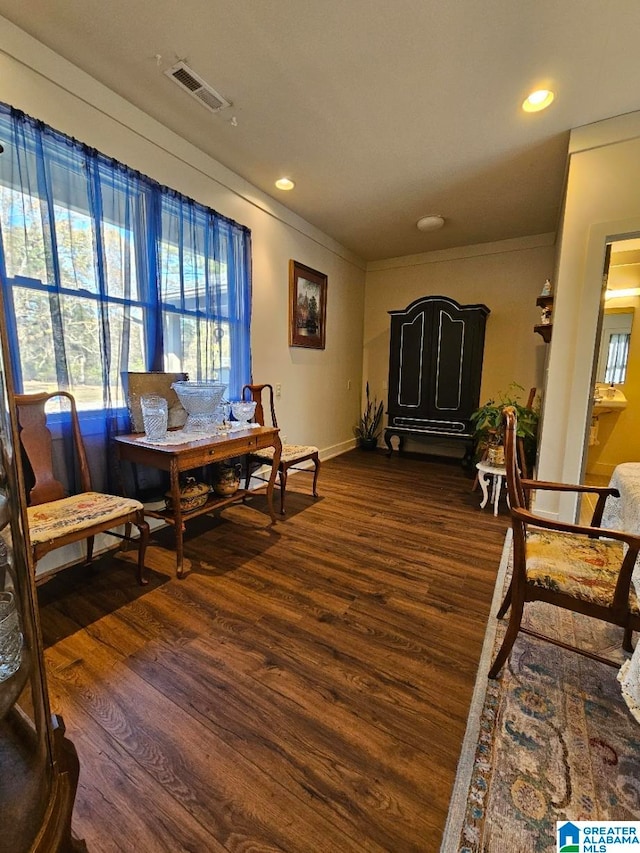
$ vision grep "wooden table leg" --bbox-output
[169,459,186,578]
[265,435,282,524]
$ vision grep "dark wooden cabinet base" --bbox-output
[384,427,474,466]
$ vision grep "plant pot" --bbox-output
[358,437,379,450]
[487,445,505,466]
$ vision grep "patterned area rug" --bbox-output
[441,530,640,853]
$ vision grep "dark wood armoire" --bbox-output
[385,295,490,460]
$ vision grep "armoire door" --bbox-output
[387,295,489,436]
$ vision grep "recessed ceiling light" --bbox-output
[275,177,295,191]
[416,214,445,232]
[522,89,555,113]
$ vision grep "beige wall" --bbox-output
[537,112,640,520]
[364,236,556,452]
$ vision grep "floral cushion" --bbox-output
[27,491,144,544]
[526,528,639,612]
[252,444,318,464]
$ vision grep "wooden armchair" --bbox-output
[15,391,149,585]
[489,405,640,678]
[241,383,320,515]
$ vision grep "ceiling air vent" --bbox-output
[164,61,231,114]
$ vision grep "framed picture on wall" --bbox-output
[289,260,327,349]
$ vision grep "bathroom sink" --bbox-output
[593,386,627,413]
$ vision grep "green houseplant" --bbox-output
[354,382,384,449]
[470,383,540,470]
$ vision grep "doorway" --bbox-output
[580,235,640,522]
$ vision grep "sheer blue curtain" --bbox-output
[0,103,252,491]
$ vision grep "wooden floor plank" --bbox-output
[126,634,442,851]
[46,676,228,853]
[37,450,509,851]
[47,634,373,853]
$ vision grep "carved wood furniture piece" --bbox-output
[15,391,149,585]
[489,406,640,679]
[242,383,320,515]
[115,426,282,577]
[385,295,489,460]
[0,286,83,849]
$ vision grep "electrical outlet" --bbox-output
[347,379,352,390]
[275,383,282,398]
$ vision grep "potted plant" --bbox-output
[470,383,540,471]
[354,382,384,449]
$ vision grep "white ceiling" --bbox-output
[3,0,640,262]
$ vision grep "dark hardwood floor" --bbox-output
[37,449,509,852]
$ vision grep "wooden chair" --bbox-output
[489,405,640,678]
[241,383,320,515]
[14,391,150,585]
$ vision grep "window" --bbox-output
[604,332,631,384]
[596,310,634,386]
[0,104,251,415]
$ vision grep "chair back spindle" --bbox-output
[16,391,91,506]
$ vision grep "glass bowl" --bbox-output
[230,400,257,423]
[171,381,227,432]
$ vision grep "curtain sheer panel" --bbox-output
[0,104,252,492]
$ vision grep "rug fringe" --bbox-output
[439,528,512,853]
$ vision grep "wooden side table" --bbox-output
[115,426,281,578]
[476,460,508,516]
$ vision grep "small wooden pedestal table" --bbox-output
[115,425,281,578]
[476,460,508,517]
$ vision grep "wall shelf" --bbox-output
[534,323,552,342]
[534,294,553,342]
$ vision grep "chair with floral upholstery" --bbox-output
[241,383,320,515]
[489,405,640,678]
[14,391,149,585]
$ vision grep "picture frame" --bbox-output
[288,260,327,349]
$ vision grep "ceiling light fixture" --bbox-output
[522,89,555,113]
[416,214,445,232]
[605,287,640,300]
[275,177,295,191]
